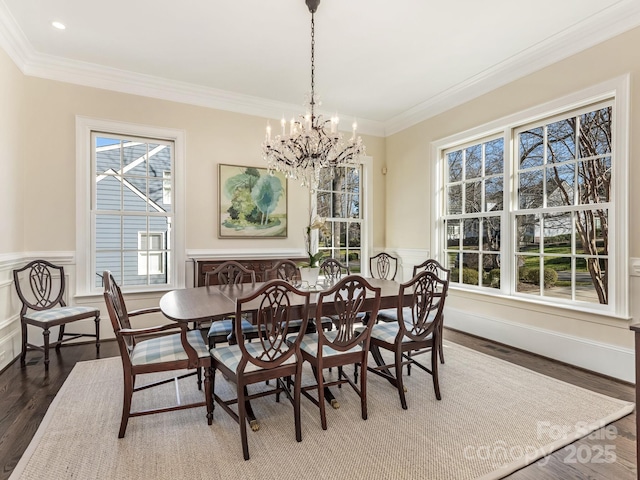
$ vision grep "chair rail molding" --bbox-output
[395,248,430,281]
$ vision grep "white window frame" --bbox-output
[431,76,629,318]
[76,116,186,295]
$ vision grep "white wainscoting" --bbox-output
[394,248,430,281]
[445,307,635,383]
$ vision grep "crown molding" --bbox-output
[0,0,29,69]
[2,0,639,139]
[384,0,640,136]
[0,1,385,138]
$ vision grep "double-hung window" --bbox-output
[76,117,185,294]
[436,78,628,316]
[315,158,372,274]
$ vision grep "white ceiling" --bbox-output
[2,0,640,136]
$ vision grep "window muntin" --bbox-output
[316,166,363,272]
[93,134,173,288]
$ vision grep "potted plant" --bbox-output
[299,215,328,287]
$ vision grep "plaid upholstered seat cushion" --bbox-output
[377,307,437,324]
[131,330,209,366]
[290,331,363,357]
[207,318,259,337]
[377,307,410,323]
[211,342,296,373]
[364,321,434,344]
[24,306,99,323]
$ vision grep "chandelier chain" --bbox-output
[261,0,366,191]
[310,12,315,117]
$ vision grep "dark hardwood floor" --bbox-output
[0,330,635,479]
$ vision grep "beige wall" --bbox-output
[17,78,386,253]
[385,25,640,362]
[0,47,25,255]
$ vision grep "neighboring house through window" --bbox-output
[76,117,185,294]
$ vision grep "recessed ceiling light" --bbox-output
[52,21,66,30]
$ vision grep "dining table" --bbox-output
[159,276,405,429]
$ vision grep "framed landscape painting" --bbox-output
[218,164,288,238]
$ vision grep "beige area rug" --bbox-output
[10,343,633,480]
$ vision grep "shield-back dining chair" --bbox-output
[369,252,398,281]
[379,259,450,363]
[292,275,381,430]
[210,279,311,460]
[265,260,332,335]
[13,259,100,370]
[102,271,212,437]
[365,270,448,409]
[206,260,260,348]
[319,257,350,284]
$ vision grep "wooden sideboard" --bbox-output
[192,257,306,286]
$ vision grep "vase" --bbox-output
[299,266,320,288]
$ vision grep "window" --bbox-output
[94,135,172,288]
[138,232,165,275]
[315,158,372,274]
[515,105,611,305]
[444,137,504,288]
[435,77,628,316]
[76,117,185,294]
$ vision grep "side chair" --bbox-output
[365,270,448,409]
[265,260,333,335]
[265,259,300,283]
[205,260,260,348]
[369,252,398,281]
[102,271,212,437]
[379,259,451,364]
[13,259,100,370]
[291,275,381,430]
[319,257,350,284]
[210,279,311,460]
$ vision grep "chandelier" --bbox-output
[262,0,366,191]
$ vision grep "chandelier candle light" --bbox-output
[262,0,366,191]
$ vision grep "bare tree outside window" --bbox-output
[517,106,611,304]
[316,166,362,272]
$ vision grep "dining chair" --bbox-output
[292,275,381,430]
[205,260,260,348]
[379,259,450,364]
[264,259,300,283]
[319,257,350,284]
[102,271,213,437]
[369,252,398,281]
[365,270,448,409]
[210,279,311,460]
[266,261,334,337]
[13,259,101,370]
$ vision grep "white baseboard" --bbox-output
[445,307,635,383]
